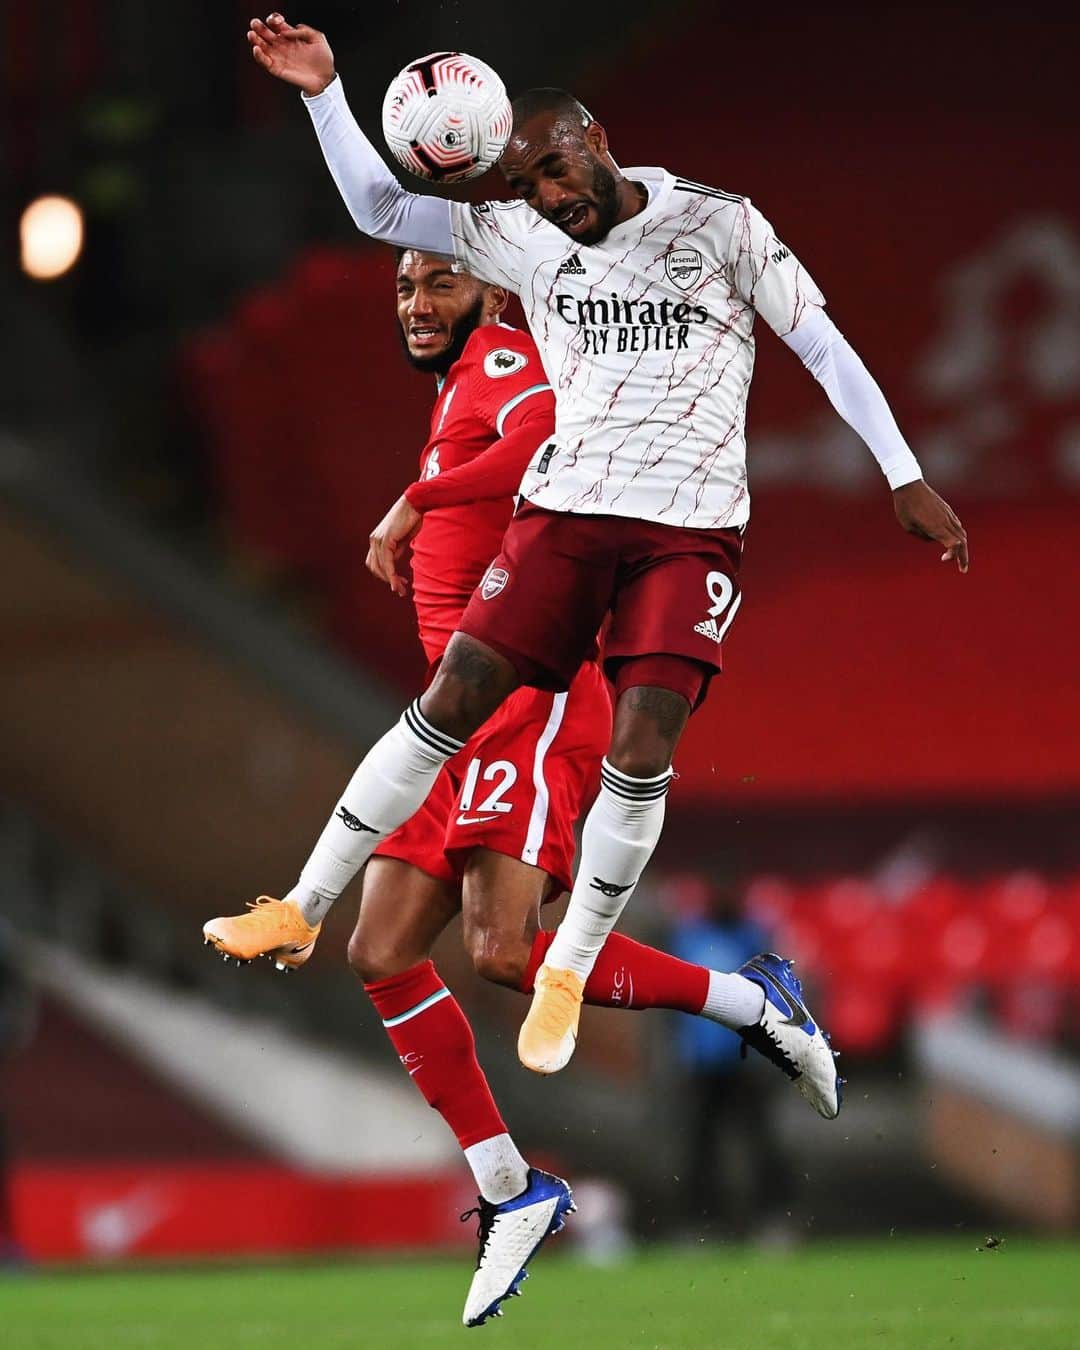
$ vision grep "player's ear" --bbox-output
[585,120,609,158]
[483,284,508,320]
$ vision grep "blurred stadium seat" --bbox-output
[744,869,1080,1055]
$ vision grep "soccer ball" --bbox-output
[381,52,513,184]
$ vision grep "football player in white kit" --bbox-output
[234,15,967,1116]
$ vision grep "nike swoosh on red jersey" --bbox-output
[455,814,501,826]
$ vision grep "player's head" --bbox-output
[501,88,620,246]
[395,249,507,375]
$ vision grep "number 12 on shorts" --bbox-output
[458,756,517,821]
[693,570,742,644]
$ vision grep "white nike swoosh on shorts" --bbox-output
[456,814,501,826]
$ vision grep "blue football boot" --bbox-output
[461,1168,575,1327]
[738,953,842,1119]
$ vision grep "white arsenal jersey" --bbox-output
[450,170,824,528]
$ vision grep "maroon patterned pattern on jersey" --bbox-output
[451,170,826,528]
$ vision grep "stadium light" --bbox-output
[20,194,85,281]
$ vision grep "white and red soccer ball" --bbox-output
[381,51,512,183]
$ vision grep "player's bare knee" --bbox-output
[607,742,672,779]
[467,926,528,988]
[348,929,406,984]
[421,634,520,741]
[346,929,378,982]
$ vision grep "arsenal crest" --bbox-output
[480,565,509,600]
[666,247,703,291]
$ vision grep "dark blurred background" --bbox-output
[2,0,1078,1264]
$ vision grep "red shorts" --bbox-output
[457,502,744,692]
[373,659,611,893]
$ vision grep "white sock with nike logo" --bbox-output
[544,760,672,980]
[287,700,464,926]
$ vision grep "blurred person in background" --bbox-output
[665,875,796,1245]
[0,919,37,1265]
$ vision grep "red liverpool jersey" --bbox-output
[404,323,554,663]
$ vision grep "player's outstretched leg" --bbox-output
[519,681,694,1072]
[737,953,843,1119]
[518,759,674,1072]
[368,956,574,1325]
[353,859,573,1326]
[203,696,464,963]
[460,1168,575,1327]
[203,637,521,965]
[520,682,691,1072]
[364,957,574,1327]
[463,854,842,1122]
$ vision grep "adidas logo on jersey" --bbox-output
[557,252,586,275]
[693,617,723,643]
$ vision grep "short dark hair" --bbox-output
[510,87,593,135]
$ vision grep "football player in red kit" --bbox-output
[207,247,792,1325]
[365,253,608,900]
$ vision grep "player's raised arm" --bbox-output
[247,15,333,93]
[248,13,454,253]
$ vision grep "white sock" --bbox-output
[700,970,766,1029]
[286,699,464,925]
[463,1133,530,1205]
[545,759,672,980]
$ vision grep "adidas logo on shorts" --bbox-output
[693,617,723,643]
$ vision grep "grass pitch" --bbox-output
[5,1239,1078,1349]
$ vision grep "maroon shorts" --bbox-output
[457,502,744,692]
[373,660,611,894]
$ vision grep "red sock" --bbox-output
[522,930,709,1014]
[364,960,507,1150]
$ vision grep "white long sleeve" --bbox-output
[302,76,455,253]
[782,310,922,489]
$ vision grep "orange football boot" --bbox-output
[517,965,585,1074]
[202,896,321,972]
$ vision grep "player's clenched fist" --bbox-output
[247,13,335,96]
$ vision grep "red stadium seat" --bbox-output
[744,875,798,927]
[1022,908,1080,981]
[982,870,1053,930]
[182,244,437,689]
[815,876,882,936]
[822,980,902,1057]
